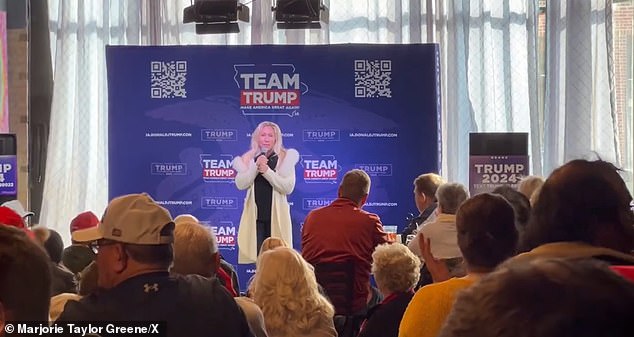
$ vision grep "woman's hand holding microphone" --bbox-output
[256,151,269,173]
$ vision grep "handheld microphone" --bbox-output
[256,147,269,160]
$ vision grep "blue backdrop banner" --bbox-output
[106,44,441,290]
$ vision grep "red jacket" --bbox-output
[302,198,389,312]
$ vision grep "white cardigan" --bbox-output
[233,148,299,263]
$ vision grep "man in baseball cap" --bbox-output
[56,193,252,337]
[1,199,34,226]
[70,193,175,246]
[0,206,35,239]
[62,211,100,275]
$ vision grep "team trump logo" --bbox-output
[234,64,308,117]
[200,154,236,182]
[301,155,340,183]
[210,222,237,249]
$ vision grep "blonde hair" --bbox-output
[529,185,542,206]
[172,221,218,277]
[259,237,288,255]
[245,238,289,297]
[246,238,289,297]
[414,173,445,200]
[372,243,421,294]
[518,176,544,202]
[31,226,50,246]
[250,121,284,155]
[253,247,334,336]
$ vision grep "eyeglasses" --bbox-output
[90,239,119,254]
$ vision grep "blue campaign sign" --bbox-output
[107,44,441,289]
[0,155,17,196]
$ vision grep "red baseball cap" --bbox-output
[0,206,26,228]
[0,206,35,239]
[70,211,100,234]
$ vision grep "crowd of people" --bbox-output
[1,158,634,337]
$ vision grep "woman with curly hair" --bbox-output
[252,247,336,337]
[358,243,421,337]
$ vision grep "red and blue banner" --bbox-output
[106,44,441,289]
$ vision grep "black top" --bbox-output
[401,202,437,241]
[358,292,414,337]
[61,244,96,275]
[50,262,78,296]
[57,272,253,337]
[254,153,278,222]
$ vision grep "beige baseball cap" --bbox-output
[72,193,174,245]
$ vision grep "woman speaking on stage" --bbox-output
[233,121,299,264]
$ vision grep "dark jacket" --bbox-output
[57,272,253,337]
[51,262,78,296]
[220,258,240,295]
[357,292,414,337]
[401,203,437,241]
[62,244,96,275]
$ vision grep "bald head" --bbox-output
[174,214,199,225]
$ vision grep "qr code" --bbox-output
[354,60,392,98]
[151,61,187,98]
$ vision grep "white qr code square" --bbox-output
[354,59,392,98]
[151,61,188,98]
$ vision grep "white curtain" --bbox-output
[327,1,540,185]
[45,1,157,245]
[44,0,619,244]
[431,0,540,185]
[542,0,619,174]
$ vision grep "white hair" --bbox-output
[436,183,469,214]
[372,243,421,294]
[172,221,218,277]
[518,175,545,201]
